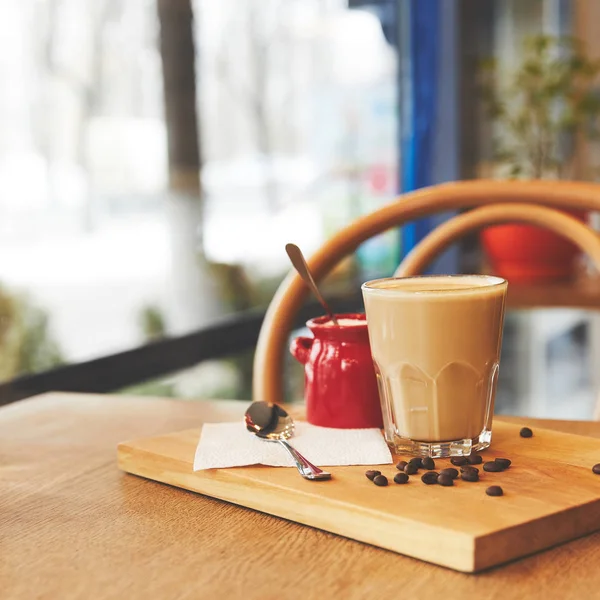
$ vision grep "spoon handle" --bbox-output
[285,244,339,326]
[276,439,331,481]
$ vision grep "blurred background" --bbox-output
[1,0,600,418]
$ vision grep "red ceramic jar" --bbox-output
[290,313,383,429]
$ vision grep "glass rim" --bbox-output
[361,274,507,295]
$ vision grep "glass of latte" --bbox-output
[362,275,507,457]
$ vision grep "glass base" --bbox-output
[385,428,492,458]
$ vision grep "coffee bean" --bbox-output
[365,470,381,481]
[421,457,435,470]
[461,470,479,482]
[408,457,423,469]
[437,473,454,487]
[483,461,503,472]
[404,463,419,475]
[373,474,388,486]
[439,468,459,480]
[396,461,408,471]
[460,466,479,474]
[592,464,600,475]
[520,427,533,438]
[394,472,409,484]
[495,458,512,470]
[486,485,503,497]
[450,457,468,466]
[421,471,439,485]
[467,454,483,465]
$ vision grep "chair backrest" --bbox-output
[253,179,600,406]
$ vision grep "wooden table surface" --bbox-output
[4,393,600,600]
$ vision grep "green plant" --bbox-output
[0,288,22,380]
[139,305,167,342]
[0,286,64,382]
[481,34,600,179]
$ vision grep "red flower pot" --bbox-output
[480,210,587,283]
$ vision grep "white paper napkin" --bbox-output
[193,421,393,471]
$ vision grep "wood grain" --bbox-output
[5,393,600,598]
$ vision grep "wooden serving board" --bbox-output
[117,420,600,573]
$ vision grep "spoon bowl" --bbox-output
[245,402,294,439]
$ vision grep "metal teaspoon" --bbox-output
[244,401,332,481]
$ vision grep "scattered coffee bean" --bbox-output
[437,473,454,487]
[483,461,503,472]
[421,457,435,470]
[495,458,512,470]
[408,457,423,469]
[373,474,388,487]
[451,457,468,466]
[421,471,439,485]
[365,470,381,481]
[592,464,600,475]
[394,472,409,484]
[467,454,483,465]
[461,470,479,482]
[396,461,408,471]
[439,468,459,480]
[520,427,533,438]
[404,463,419,475]
[486,485,503,497]
[460,466,479,474]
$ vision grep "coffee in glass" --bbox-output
[362,275,507,457]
